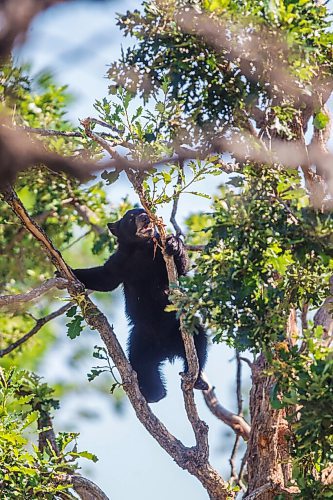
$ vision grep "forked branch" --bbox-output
[2,185,231,499]
[0,302,72,358]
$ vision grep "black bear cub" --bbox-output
[73,208,208,402]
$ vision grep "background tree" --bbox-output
[0,0,333,499]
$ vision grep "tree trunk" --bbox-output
[246,355,293,499]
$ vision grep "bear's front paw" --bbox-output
[165,235,183,256]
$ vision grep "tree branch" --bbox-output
[0,277,67,308]
[201,373,251,441]
[36,403,59,456]
[229,351,244,480]
[80,117,124,160]
[58,474,110,500]
[245,482,300,499]
[0,302,71,357]
[170,160,185,237]
[23,121,122,140]
[185,244,205,252]
[3,186,231,499]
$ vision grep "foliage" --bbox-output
[0,62,121,296]
[1,0,333,497]
[109,0,333,144]
[0,368,97,499]
[271,332,333,498]
[66,306,85,340]
[182,166,333,348]
[107,1,333,496]
[178,165,333,494]
[95,86,223,212]
[87,345,122,396]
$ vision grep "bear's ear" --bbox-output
[107,221,120,237]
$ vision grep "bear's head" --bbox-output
[107,209,155,244]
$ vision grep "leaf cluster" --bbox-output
[183,166,333,349]
[109,0,333,145]
[271,333,333,498]
[0,369,97,499]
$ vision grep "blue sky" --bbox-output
[16,2,250,499]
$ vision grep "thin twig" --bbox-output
[238,447,248,490]
[229,434,241,481]
[0,302,71,357]
[23,124,119,140]
[23,126,83,138]
[239,356,253,369]
[229,351,244,480]
[245,482,300,499]
[236,351,243,416]
[80,118,123,160]
[245,482,272,499]
[170,160,185,237]
[185,244,205,252]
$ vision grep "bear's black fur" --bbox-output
[73,208,208,402]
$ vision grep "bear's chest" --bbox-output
[122,247,166,285]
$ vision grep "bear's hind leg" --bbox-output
[128,333,166,403]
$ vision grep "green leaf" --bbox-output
[155,102,165,113]
[313,111,329,130]
[66,305,77,318]
[66,315,84,339]
[71,450,98,462]
[22,410,39,430]
[226,176,244,187]
[101,169,120,185]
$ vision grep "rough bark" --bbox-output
[246,355,293,499]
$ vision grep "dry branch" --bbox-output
[202,373,251,441]
[0,277,67,308]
